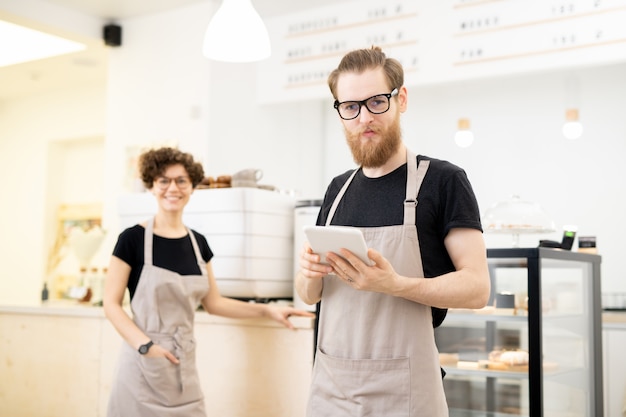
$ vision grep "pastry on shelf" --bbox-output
[197,175,232,189]
[438,353,459,366]
[487,348,529,371]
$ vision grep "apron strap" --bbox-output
[325,168,359,226]
[187,228,207,271]
[144,218,155,265]
[404,150,430,226]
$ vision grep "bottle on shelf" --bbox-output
[41,282,49,303]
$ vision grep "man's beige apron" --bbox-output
[307,149,448,417]
[107,218,209,417]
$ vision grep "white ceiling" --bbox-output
[42,0,333,21]
[0,0,333,101]
[40,0,207,20]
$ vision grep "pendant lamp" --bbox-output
[562,108,583,140]
[202,0,271,63]
[454,118,474,148]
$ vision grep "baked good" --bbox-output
[216,175,232,184]
[439,353,459,366]
[499,350,529,366]
[199,174,232,188]
[487,349,529,371]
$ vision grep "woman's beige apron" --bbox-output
[107,218,209,417]
[307,150,448,417]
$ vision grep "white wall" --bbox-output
[100,1,220,271]
[0,85,106,305]
[206,60,326,198]
[1,0,625,306]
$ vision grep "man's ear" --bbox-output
[397,86,408,113]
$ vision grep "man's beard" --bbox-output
[344,113,402,168]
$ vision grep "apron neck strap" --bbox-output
[403,149,430,226]
[144,218,155,265]
[325,168,359,226]
[187,229,207,270]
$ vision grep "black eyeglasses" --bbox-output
[333,88,399,120]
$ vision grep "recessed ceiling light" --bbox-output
[0,19,86,68]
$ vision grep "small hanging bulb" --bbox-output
[454,118,474,148]
[562,108,583,140]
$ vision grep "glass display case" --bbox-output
[435,248,602,417]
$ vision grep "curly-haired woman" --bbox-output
[104,146,312,416]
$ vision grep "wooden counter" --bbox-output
[602,311,626,326]
[0,302,314,417]
[4,304,624,417]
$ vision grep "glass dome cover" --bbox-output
[483,195,556,235]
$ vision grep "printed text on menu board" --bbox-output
[449,0,626,79]
[257,0,420,104]
[258,0,626,103]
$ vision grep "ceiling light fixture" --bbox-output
[0,19,85,68]
[454,118,474,148]
[562,108,583,140]
[561,74,583,140]
[202,0,271,63]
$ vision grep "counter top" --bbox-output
[602,311,626,329]
[0,300,315,330]
[3,302,624,330]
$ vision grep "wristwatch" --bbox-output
[138,340,154,355]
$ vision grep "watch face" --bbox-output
[139,341,153,354]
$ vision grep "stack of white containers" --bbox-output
[117,188,296,300]
[292,199,322,312]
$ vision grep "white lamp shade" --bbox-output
[202,0,271,63]
[454,130,474,148]
[562,108,583,139]
[562,121,583,139]
[454,118,474,148]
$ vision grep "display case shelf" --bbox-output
[436,248,603,417]
[451,411,523,417]
[444,364,587,381]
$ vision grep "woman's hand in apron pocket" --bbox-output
[145,342,180,365]
[327,248,399,295]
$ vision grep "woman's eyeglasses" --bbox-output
[154,176,192,190]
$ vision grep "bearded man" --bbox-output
[295,46,491,417]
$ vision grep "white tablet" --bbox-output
[303,225,372,266]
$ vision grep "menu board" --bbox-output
[257,0,626,103]
[442,0,626,82]
[257,0,421,103]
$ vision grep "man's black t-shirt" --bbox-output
[316,155,483,327]
[112,225,214,300]
[317,155,482,279]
